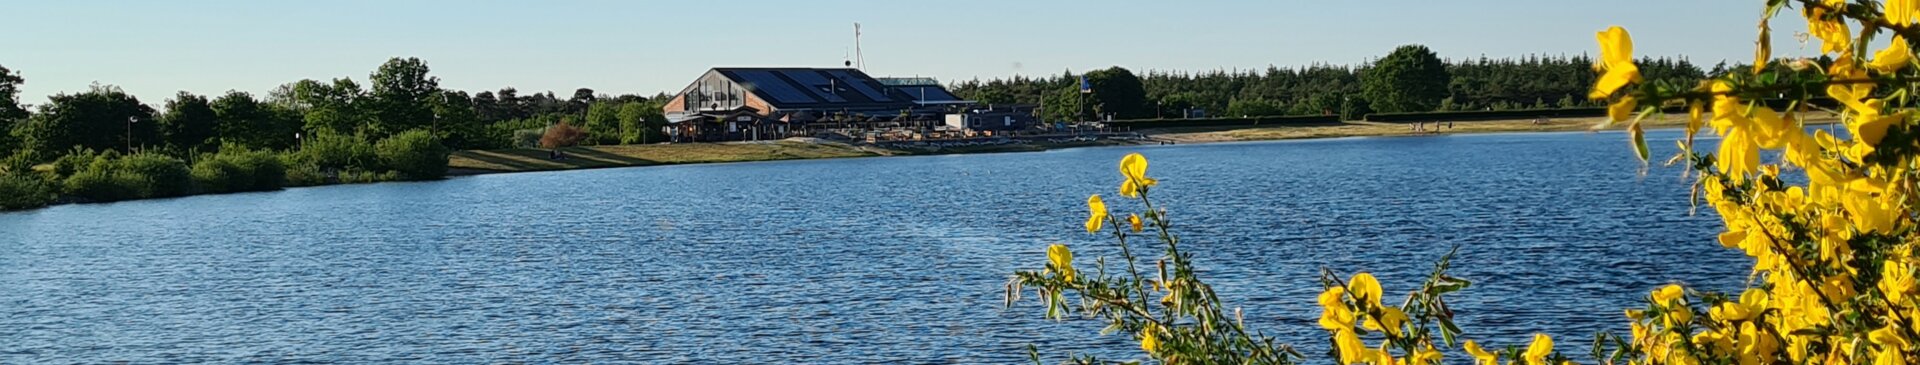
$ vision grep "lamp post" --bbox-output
[125,116,137,152]
[432,92,448,136]
[1342,95,1351,121]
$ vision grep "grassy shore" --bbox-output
[448,114,1838,175]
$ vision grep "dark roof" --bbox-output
[891,85,963,103]
[708,68,966,110]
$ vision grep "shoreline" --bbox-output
[450,113,1816,176]
[0,115,1828,213]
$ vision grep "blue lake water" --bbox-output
[0,129,1758,363]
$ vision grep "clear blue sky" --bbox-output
[2,0,1817,105]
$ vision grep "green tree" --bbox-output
[431,90,482,149]
[616,101,665,144]
[568,88,596,115]
[14,84,156,155]
[375,129,448,180]
[949,53,1700,118]
[211,91,297,150]
[1158,92,1202,118]
[0,65,27,154]
[369,57,439,136]
[158,92,218,152]
[1085,66,1150,119]
[582,101,620,145]
[289,78,369,135]
[1362,45,1451,113]
[1340,96,1373,121]
[1040,86,1083,122]
[1225,98,1286,117]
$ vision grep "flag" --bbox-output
[1078,75,1092,94]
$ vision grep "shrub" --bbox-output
[0,172,55,210]
[234,150,285,190]
[539,121,585,149]
[116,152,192,198]
[282,160,328,187]
[58,151,190,202]
[512,128,546,149]
[50,147,106,178]
[63,168,144,202]
[374,129,448,180]
[296,132,376,171]
[189,157,241,193]
[339,168,399,184]
[190,148,285,193]
[486,116,556,149]
[1,150,43,174]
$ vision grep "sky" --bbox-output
[2,0,1824,105]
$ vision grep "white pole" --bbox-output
[854,22,864,70]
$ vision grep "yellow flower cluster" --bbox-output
[1047,243,1074,282]
[1061,152,1184,358]
[1083,152,1155,236]
[1588,2,1920,364]
[1317,272,1469,365]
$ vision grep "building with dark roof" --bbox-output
[660,68,972,142]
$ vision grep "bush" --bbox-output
[116,152,193,198]
[2,150,43,174]
[59,151,190,202]
[296,132,376,171]
[189,158,241,193]
[513,128,546,149]
[62,168,120,201]
[486,116,558,149]
[50,147,106,178]
[237,151,285,190]
[0,172,55,210]
[375,129,448,180]
[191,148,285,193]
[282,160,328,187]
[339,168,399,184]
[540,121,585,149]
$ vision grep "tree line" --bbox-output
[948,45,1714,121]
[0,58,672,210]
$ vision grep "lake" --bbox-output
[0,129,1754,363]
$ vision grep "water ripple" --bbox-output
[0,129,1749,363]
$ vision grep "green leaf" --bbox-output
[1439,318,1463,347]
[1630,121,1649,163]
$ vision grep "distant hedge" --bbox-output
[1107,115,1341,128]
[1362,99,1841,123]
[1362,108,1608,122]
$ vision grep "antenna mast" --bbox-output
[853,22,865,70]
